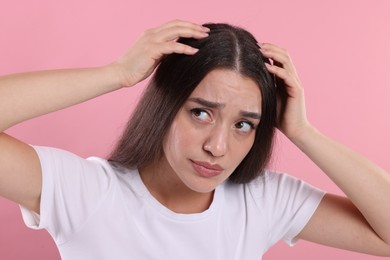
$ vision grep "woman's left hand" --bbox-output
[260,43,311,140]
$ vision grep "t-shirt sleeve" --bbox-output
[260,171,325,247]
[19,146,113,245]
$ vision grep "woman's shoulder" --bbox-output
[245,169,293,188]
[242,169,324,200]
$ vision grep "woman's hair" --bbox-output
[109,23,277,184]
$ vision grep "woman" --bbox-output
[0,20,389,259]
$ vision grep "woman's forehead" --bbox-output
[189,68,262,111]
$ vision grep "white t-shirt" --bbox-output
[20,146,325,260]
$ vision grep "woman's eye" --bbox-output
[235,121,254,133]
[191,109,210,121]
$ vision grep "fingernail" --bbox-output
[202,26,210,32]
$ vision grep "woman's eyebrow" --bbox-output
[188,97,225,109]
[188,97,261,120]
[240,111,261,120]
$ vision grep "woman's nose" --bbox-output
[203,126,228,157]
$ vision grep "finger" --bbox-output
[261,48,297,75]
[260,43,288,54]
[166,20,210,32]
[265,63,301,93]
[157,25,209,42]
[260,43,297,70]
[153,20,210,34]
[158,41,199,56]
[272,60,287,89]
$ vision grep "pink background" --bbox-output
[1,0,389,259]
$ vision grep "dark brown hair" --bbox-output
[109,23,277,183]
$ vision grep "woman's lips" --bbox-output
[190,160,223,178]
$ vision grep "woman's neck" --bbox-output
[139,157,214,214]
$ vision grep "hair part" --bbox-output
[109,23,277,184]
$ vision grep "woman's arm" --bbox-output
[0,67,122,132]
[0,20,209,213]
[0,20,209,132]
[293,126,390,256]
[261,43,390,256]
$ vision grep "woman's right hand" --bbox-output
[0,20,209,214]
[111,20,210,88]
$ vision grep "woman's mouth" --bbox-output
[190,160,224,178]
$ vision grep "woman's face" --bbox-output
[163,68,262,193]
